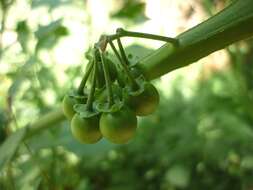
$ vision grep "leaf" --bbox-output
[35,19,69,51]
[31,0,70,10]
[73,104,99,118]
[95,101,124,113]
[16,20,30,52]
[7,56,37,99]
[0,128,27,170]
[68,90,87,102]
[107,44,153,70]
[35,19,62,38]
[111,0,148,24]
[124,44,154,65]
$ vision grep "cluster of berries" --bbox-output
[62,28,178,144]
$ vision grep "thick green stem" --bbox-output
[24,108,65,139]
[138,0,253,80]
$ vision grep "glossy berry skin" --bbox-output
[127,83,159,116]
[62,95,78,120]
[99,106,137,144]
[71,114,102,144]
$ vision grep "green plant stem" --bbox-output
[100,50,114,106]
[107,40,126,87]
[24,108,65,139]
[108,28,179,45]
[108,40,122,64]
[77,60,94,95]
[116,38,139,90]
[138,0,253,80]
[86,60,97,110]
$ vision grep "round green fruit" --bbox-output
[99,106,137,144]
[71,113,102,144]
[62,92,87,120]
[127,83,159,116]
[62,95,78,120]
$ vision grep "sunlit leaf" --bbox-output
[111,0,148,24]
[32,0,71,10]
[7,56,37,99]
[35,19,69,51]
[16,20,30,52]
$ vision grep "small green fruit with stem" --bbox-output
[125,79,159,116]
[62,93,82,120]
[90,50,118,88]
[108,35,160,116]
[70,51,102,143]
[62,59,94,120]
[66,28,179,143]
[71,111,101,144]
[95,47,137,144]
[100,105,137,144]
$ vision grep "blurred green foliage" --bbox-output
[0,0,253,189]
[111,0,148,24]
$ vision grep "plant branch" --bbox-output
[24,108,65,139]
[6,0,253,140]
[138,0,253,80]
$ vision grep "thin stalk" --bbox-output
[108,28,179,46]
[107,40,125,87]
[86,60,97,111]
[77,60,94,95]
[116,37,139,90]
[95,63,103,88]
[108,39,122,63]
[100,50,114,106]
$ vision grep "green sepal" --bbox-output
[95,84,123,102]
[95,100,124,113]
[124,75,146,97]
[68,89,88,103]
[129,65,144,79]
[73,104,100,118]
